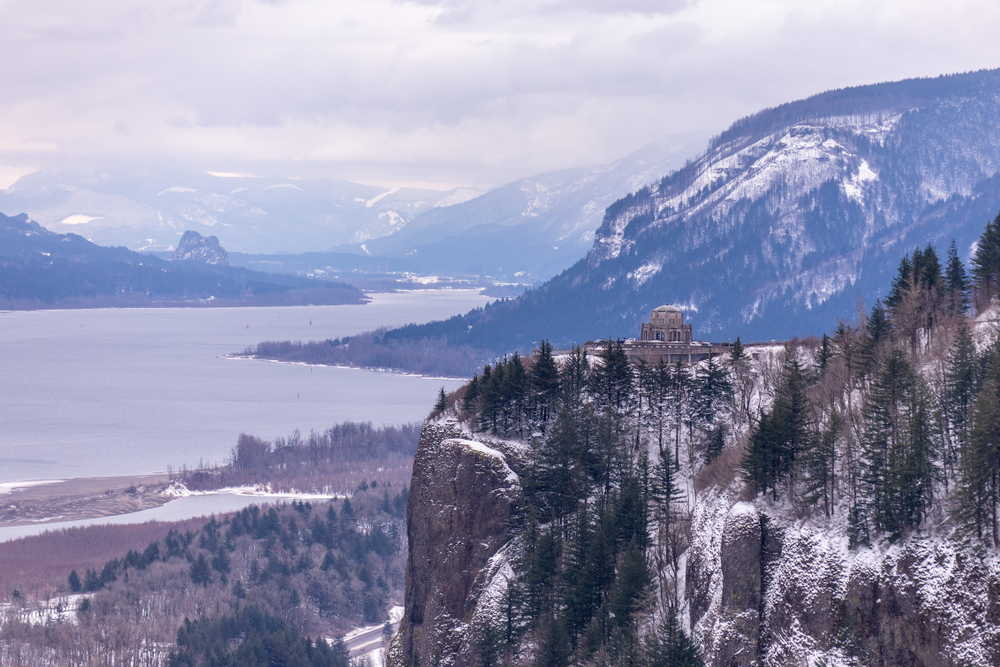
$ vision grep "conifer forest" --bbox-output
[443,213,1000,666]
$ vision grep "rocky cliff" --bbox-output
[398,425,1000,667]
[398,420,524,667]
[686,493,1000,666]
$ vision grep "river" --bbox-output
[0,289,489,484]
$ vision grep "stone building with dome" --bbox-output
[640,305,692,343]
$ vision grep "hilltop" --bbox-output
[0,212,364,309]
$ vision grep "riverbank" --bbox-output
[0,474,175,526]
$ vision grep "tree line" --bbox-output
[179,421,421,494]
[245,329,488,378]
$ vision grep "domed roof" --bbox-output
[653,305,681,313]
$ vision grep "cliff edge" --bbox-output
[399,420,524,667]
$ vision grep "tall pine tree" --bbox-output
[971,210,1000,306]
[858,349,938,540]
[945,239,971,316]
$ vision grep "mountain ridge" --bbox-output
[0,212,364,308]
[381,68,1000,353]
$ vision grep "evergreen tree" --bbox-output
[945,239,971,315]
[560,345,590,412]
[473,622,504,667]
[68,570,81,593]
[478,364,499,432]
[730,337,745,362]
[614,472,650,550]
[647,358,671,455]
[505,353,529,436]
[189,554,211,587]
[814,333,833,376]
[944,321,977,483]
[803,412,840,517]
[561,507,598,647]
[606,537,652,639]
[649,448,681,513]
[463,374,480,413]
[971,210,1000,305]
[913,243,944,296]
[741,358,813,498]
[666,362,691,471]
[957,344,1000,546]
[703,426,724,466]
[886,255,912,311]
[530,406,587,521]
[742,411,780,497]
[434,387,447,412]
[862,300,892,373]
[589,339,634,414]
[531,340,561,426]
[858,349,938,539]
[534,610,570,667]
[690,356,733,439]
[644,607,703,667]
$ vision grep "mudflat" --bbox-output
[0,474,176,526]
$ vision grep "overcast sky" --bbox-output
[2,0,999,190]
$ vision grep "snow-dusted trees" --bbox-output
[854,349,939,542]
[955,344,1000,547]
[740,358,813,499]
[457,339,716,666]
[972,210,1000,307]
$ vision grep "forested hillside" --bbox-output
[399,213,1000,666]
[2,488,405,665]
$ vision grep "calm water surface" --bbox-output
[0,289,489,483]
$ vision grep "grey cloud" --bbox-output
[3,0,1000,189]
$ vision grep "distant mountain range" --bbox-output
[0,136,706,284]
[383,68,1000,352]
[0,212,363,308]
[335,137,707,281]
[0,169,482,257]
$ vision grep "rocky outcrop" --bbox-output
[687,493,1000,667]
[173,230,228,265]
[399,420,523,667]
[401,426,1000,667]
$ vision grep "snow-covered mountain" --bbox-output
[341,136,708,282]
[0,169,482,255]
[581,70,1000,339]
[399,69,1000,351]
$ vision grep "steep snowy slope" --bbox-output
[391,68,1000,351]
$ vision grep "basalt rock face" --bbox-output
[687,493,1000,667]
[173,230,229,265]
[400,420,523,667]
[401,427,1000,667]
